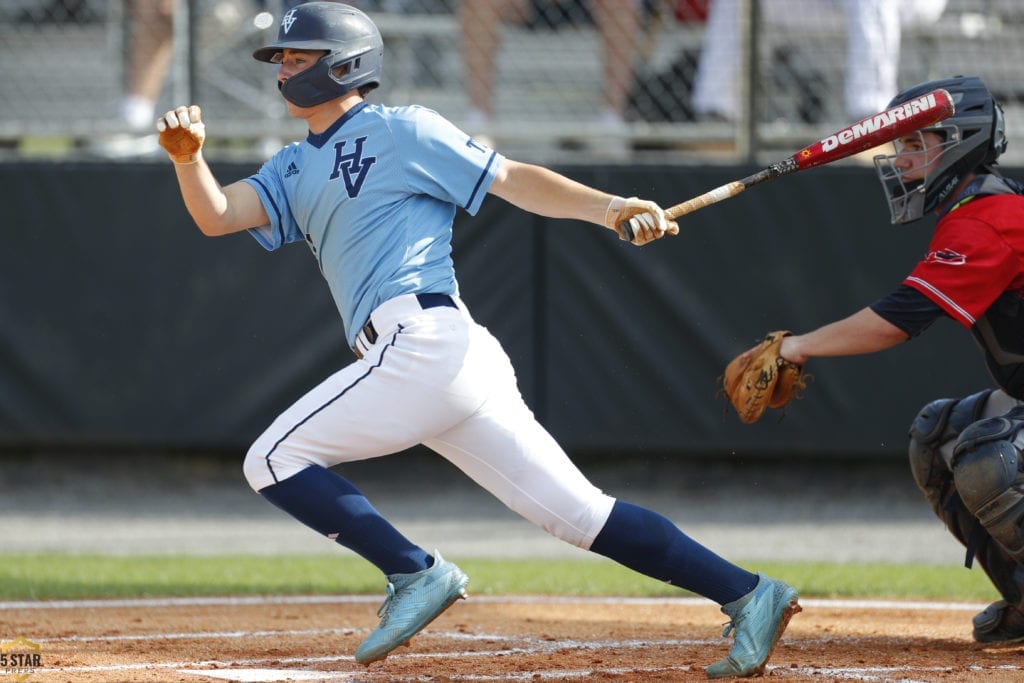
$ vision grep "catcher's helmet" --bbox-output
[873,75,1007,224]
[253,2,383,107]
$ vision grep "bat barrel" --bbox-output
[658,89,955,223]
[793,88,955,170]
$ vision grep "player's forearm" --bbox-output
[782,307,909,365]
[489,160,612,225]
[173,159,231,234]
[172,158,241,236]
[489,159,677,246]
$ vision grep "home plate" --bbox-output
[179,669,340,681]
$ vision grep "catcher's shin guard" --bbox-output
[951,406,1024,563]
[908,390,994,516]
[973,596,1024,644]
[910,393,1024,606]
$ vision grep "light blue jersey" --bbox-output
[244,102,504,348]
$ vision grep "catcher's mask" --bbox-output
[873,75,1007,225]
[253,1,383,108]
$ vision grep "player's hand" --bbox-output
[604,196,679,246]
[734,335,803,368]
[157,105,206,164]
[779,334,808,366]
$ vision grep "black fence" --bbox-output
[1,161,996,457]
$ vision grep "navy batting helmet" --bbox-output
[874,75,1007,224]
[254,2,383,108]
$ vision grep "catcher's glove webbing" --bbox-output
[721,330,809,424]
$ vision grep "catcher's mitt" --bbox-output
[721,330,808,424]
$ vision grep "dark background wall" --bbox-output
[0,161,998,457]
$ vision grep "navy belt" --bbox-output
[355,293,457,358]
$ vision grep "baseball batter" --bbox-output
[742,75,1024,643]
[155,3,798,676]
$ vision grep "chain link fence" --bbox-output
[2,0,1023,164]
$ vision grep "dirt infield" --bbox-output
[3,595,1024,682]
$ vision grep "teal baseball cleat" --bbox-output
[355,551,469,664]
[705,573,801,679]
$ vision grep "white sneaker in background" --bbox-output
[84,96,162,159]
[117,95,158,133]
[592,107,631,160]
[85,134,162,160]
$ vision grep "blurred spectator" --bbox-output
[627,0,708,124]
[674,0,708,22]
[692,0,948,123]
[89,0,176,157]
[458,0,642,148]
[116,0,178,132]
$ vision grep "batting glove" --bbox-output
[604,196,679,246]
[157,105,206,164]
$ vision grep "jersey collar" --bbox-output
[940,173,1024,218]
[306,101,369,149]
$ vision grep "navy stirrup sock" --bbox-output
[259,465,430,576]
[590,500,758,605]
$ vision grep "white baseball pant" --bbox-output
[243,293,616,550]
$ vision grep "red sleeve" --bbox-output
[904,215,1017,327]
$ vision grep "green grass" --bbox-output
[0,554,1002,603]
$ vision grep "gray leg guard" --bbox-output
[973,592,1024,644]
[908,390,993,518]
[951,405,1024,563]
[907,391,1024,606]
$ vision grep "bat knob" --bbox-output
[618,220,635,242]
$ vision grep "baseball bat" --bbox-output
[620,88,955,238]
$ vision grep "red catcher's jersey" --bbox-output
[904,193,1024,327]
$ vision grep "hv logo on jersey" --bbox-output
[330,136,377,198]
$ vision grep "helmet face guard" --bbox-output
[873,129,960,224]
[254,2,383,108]
[872,76,1007,225]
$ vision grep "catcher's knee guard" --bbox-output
[952,406,1024,562]
[908,390,994,514]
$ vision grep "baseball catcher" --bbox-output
[721,330,808,423]
[744,75,1024,644]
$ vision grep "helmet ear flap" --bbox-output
[991,102,1008,161]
